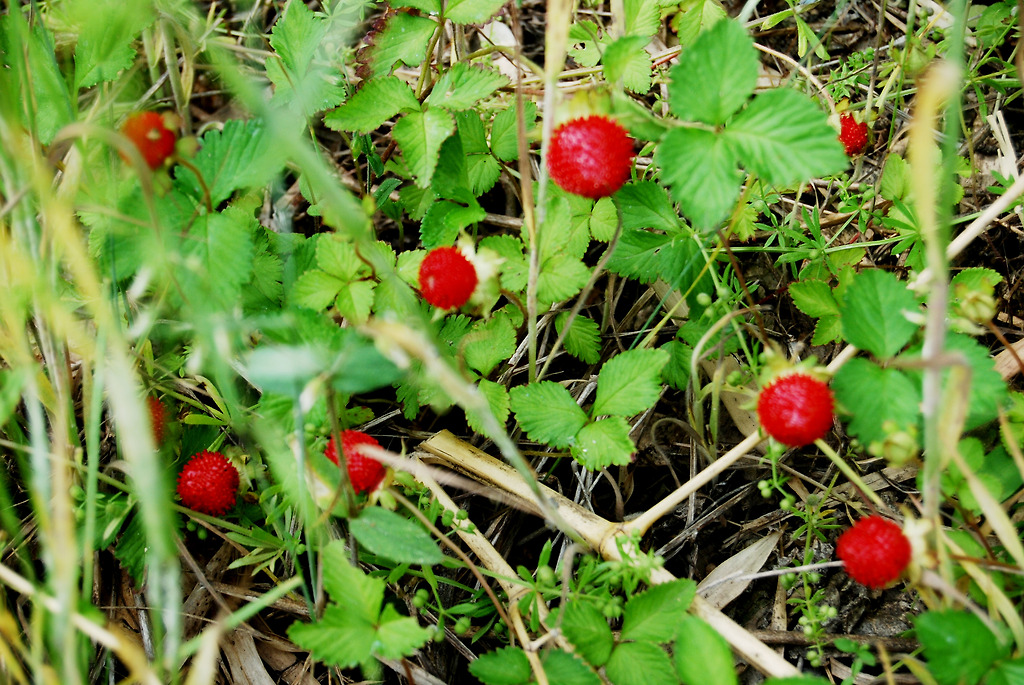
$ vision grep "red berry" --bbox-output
[547,115,634,199]
[838,113,869,156]
[176,451,239,516]
[121,111,177,169]
[756,372,834,447]
[147,396,167,446]
[836,516,911,589]
[325,430,386,494]
[418,246,478,310]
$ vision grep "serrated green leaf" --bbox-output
[669,19,757,125]
[510,382,588,449]
[621,578,697,641]
[571,417,636,468]
[322,540,384,619]
[675,615,739,685]
[433,133,476,203]
[832,358,920,448]
[480,235,529,291]
[789,279,838,318]
[0,14,73,144]
[457,110,503,194]
[723,90,849,185]
[366,13,438,77]
[394,108,455,188]
[914,610,1010,685]
[317,236,366,279]
[879,154,911,201]
[445,0,507,24]
[624,0,663,37]
[350,507,444,565]
[556,313,602,365]
[420,199,486,249]
[537,254,591,305]
[393,0,442,13]
[658,127,742,230]
[376,604,432,659]
[590,197,619,242]
[464,314,517,375]
[561,600,614,667]
[617,181,679,232]
[490,100,537,162]
[811,315,842,346]
[537,193,588,260]
[174,119,287,207]
[672,0,728,48]
[72,1,152,89]
[540,649,602,685]
[606,642,677,685]
[176,209,255,310]
[951,266,1003,291]
[288,606,376,668]
[335,280,375,324]
[603,35,653,94]
[292,270,345,310]
[661,340,693,391]
[265,1,347,114]
[606,228,705,289]
[469,647,532,685]
[466,379,511,439]
[593,348,669,417]
[428,62,509,111]
[839,269,919,359]
[324,76,420,133]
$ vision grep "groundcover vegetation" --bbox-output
[1,0,1023,682]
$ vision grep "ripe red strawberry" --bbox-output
[121,111,177,169]
[419,246,478,310]
[756,372,834,447]
[147,395,167,446]
[547,115,634,199]
[836,516,911,589]
[325,430,387,495]
[838,113,869,156]
[176,451,239,516]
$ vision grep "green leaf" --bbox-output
[465,379,511,440]
[537,254,591,305]
[445,0,508,24]
[658,127,742,230]
[317,235,368,279]
[603,35,653,94]
[571,417,636,469]
[335,280,375,324]
[590,197,619,242]
[839,269,920,359]
[464,314,517,375]
[72,0,153,89]
[556,313,602,365]
[288,606,376,668]
[324,76,420,133]
[879,154,911,201]
[617,181,679,232]
[811,315,842,346]
[661,340,694,391]
[490,100,537,162]
[420,199,486,249]
[480,235,529,292]
[322,540,383,619]
[469,647,533,685]
[176,209,255,310]
[0,14,73,144]
[266,1,346,115]
[433,133,476,203]
[762,678,831,685]
[393,0,442,12]
[510,382,588,449]
[606,642,677,685]
[672,0,728,48]
[914,610,1010,685]
[675,615,739,685]
[624,0,663,37]
[561,600,614,667]
[592,348,670,417]
[789,279,839,318]
[174,119,287,207]
[366,13,438,77]
[393,108,456,188]
[985,657,1024,685]
[375,604,432,659]
[723,89,849,185]
[832,359,920,447]
[606,227,705,289]
[428,62,509,111]
[668,19,757,125]
[621,579,697,642]
[540,649,602,685]
[291,270,344,310]
[457,110,503,195]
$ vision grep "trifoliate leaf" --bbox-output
[571,417,636,468]
[561,600,614,667]
[288,606,376,668]
[428,62,509,111]
[393,108,455,188]
[510,382,588,449]
[556,312,602,365]
[324,76,420,133]
[658,127,742,231]
[292,270,344,310]
[592,348,669,417]
[350,507,444,565]
[668,19,757,125]
[723,89,849,185]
